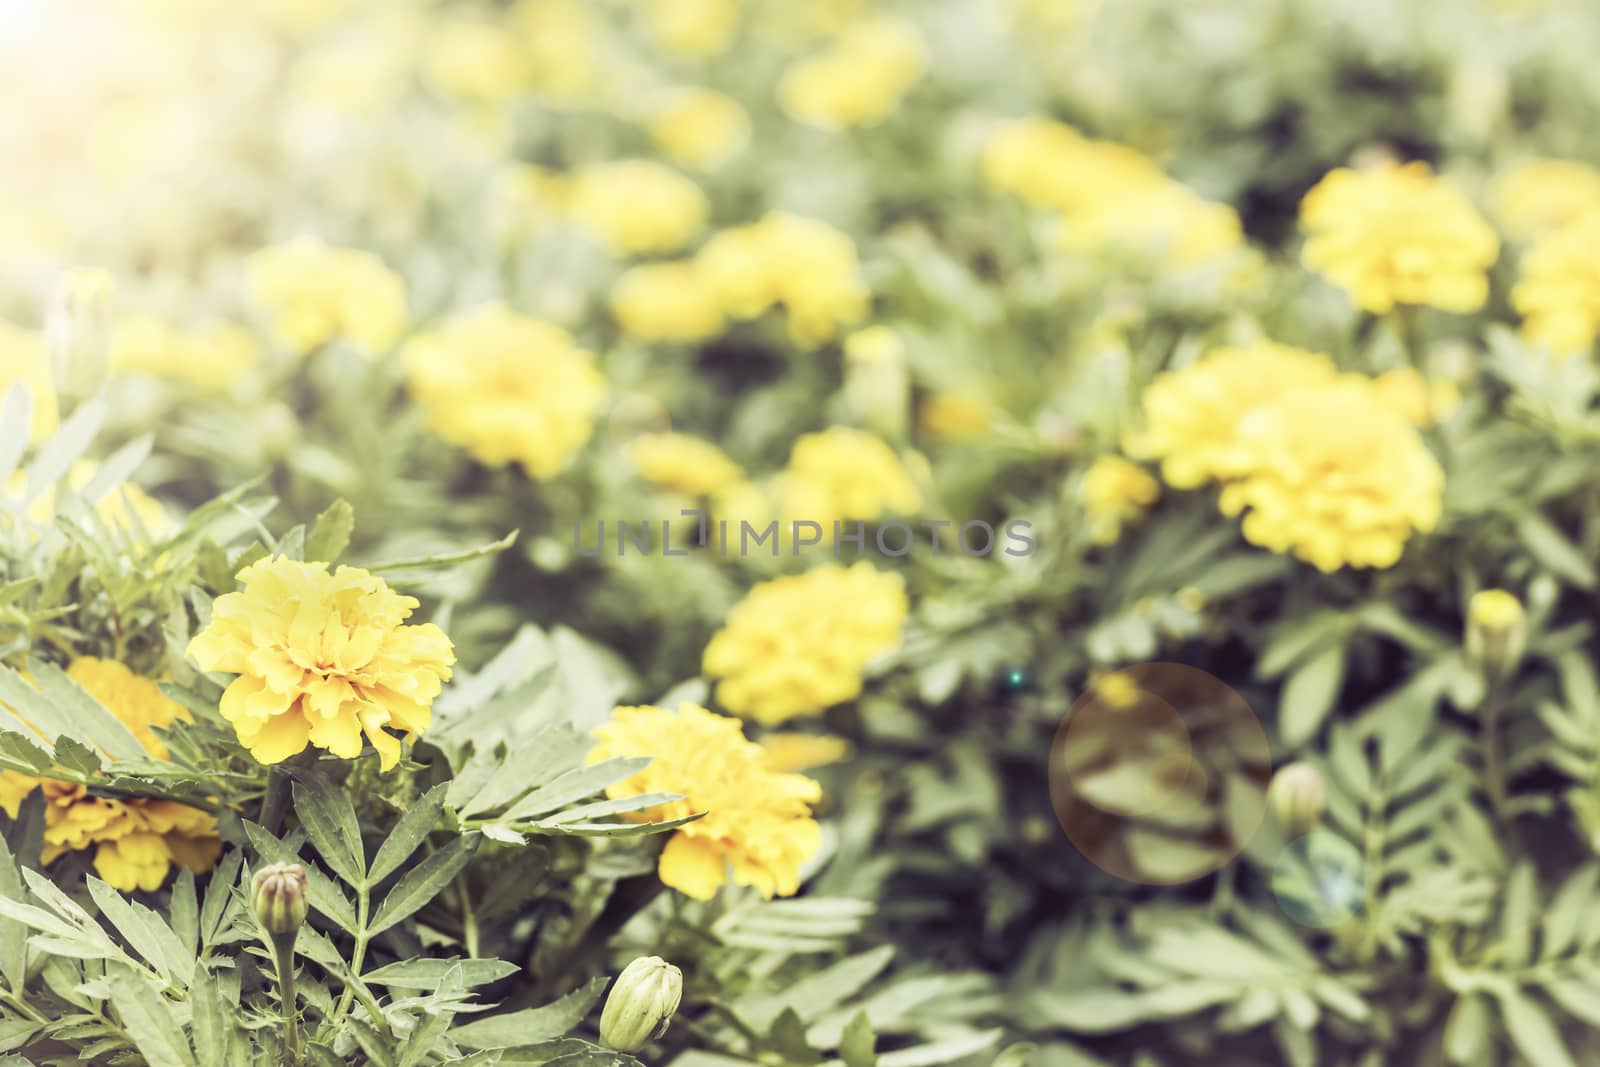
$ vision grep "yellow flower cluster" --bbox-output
[1299,162,1499,314]
[246,237,408,356]
[1131,342,1444,572]
[404,303,606,479]
[696,213,871,347]
[1512,214,1600,355]
[111,314,259,391]
[1492,159,1600,239]
[589,702,822,900]
[703,562,908,724]
[649,88,751,171]
[1079,455,1160,545]
[423,0,601,107]
[627,433,744,497]
[779,16,927,129]
[981,118,1246,268]
[568,160,709,257]
[187,557,456,770]
[610,262,726,343]
[777,427,922,527]
[631,0,741,60]
[0,658,220,892]
[0,322,57,444]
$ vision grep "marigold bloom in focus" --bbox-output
[703,562,908,724]
[0,658,219,892]
[610,262,726,343]
[0,322,58,444]
[405,303,605,479]
[589,702,822,899]
[111,314,259,391]
[1492,159,1600,239]
[246,237,408,356]
[649,88,751,171]
[1512,213,1600,356]
[777,427,921,528]
[1299,162,1499,314]
[779,16,927,129]
[696,214,870,347]
[187,557,455,770]
[1128,342,1341,489]
[1214,383,1443,572]
[1080,455,1160,544]
[568,161,708,257]
[628,433,743,497]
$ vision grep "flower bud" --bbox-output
[1268,763,1325,838]
[1466,589,1526,683]
[600,955,683,1052]
[46,269,114,400]
[252,862,309,939]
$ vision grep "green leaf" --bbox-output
[500,757,650,821]
[190,963,230,1067]
[0,385,31,488]
[107,966,198,1067]
[1516,511,1596,589]
[27,658,147,762]
[306,499,356,563]
[1278,643,1346,748]
[365,530,519,574]
[292,776,366,887]
[242,822,358,933]
[450,975,608,1049]
[363,956,519,990]
[840,1011,877,1067]
[86,877,193,987]
[1497,989,1576,1067]
[17,395,106,509]
[0,837,26,991]
[369,782,449,884]
[366,833,480,936]
[875,1029,1003,1067]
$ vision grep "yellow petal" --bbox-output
[658,831,727,901]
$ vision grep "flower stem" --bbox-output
[260,765,291,836]
[271,932,301,1064]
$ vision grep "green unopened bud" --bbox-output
[46,269,114,400]
[600,956,683,1052]
[1466,589,1526,683]
[252,862,309,939]
[1268,763,1325,838]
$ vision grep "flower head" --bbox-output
[568,161,708,257]
[627,433,744,497]
[1492,159,1600,240]
[696,213,869,347]
[111,314,259,391]
[589,703,822,899]
[246,237,408,356]
[252,862,310,937]
[779,16,926,130]
[777,427,922,528]
[650,88,750,171]
[187,557,455,770]
[405,303,605,479]
[1080,455,1160,544]
[1512,213,1600,356]
[631,0,740,60]
[703,562,907,724]
[1299,162,1499,314]
[610,261,725,343]
[600,956,684,1052]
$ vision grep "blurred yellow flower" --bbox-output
[703,562,908,724]
[1129,342,1341,489]
[405,303,606,478]
[631,0,740,60]
[1512,213,1600,356]
[1080,455,1160,545]
[568,161,709,257]
[627,433,744,497]
[650,88,751,171]
[778,427,921,527]
[696,213,870,346]
[779,16,927,129]
[1370,366,1459,425]
[1300,162,1499,314]
[0,323,58,444]
[246,237,408,356]
[610,261,726,343]
[422,14,529,105]
[111,314,258,391]
[1215,382,1443,572]
[589,702,822,900]
[512,0,604,103]
[187,557,455,770]
[6,461,171,536]
[1492,159,1600,240]
[920,392,997,441]
[760,732,852,773]
[0,658,218,892]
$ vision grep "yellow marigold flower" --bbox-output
[779,16,927,129]
[568,161,708,258]
[186,558,456,770]
[1299,162,1499,314]
[627,433,743,497]
[246,237,408,356]
[777,427,922,528]
[1512,213,1600,356]
[650,88,751,171]
[511,0,603,104]
[589,703,822,900]
[111,314,258,391]
[0,659,219,892]
[404,303,605,479]
[0,322,58,444]
[1370,366,1459,425]
[1058,179,1247,268]
[422,14,529,104]
[703,562,908,724]
[1492,159,1600,240]
[759,732,852,774]
[610,261,726,343]
[1080,455,1160,545]
[1128,342,1341,489]
[696,214,870,347]
[920,392,997,441]
[1214,383,1443,572]
[5,461,171,536]
[631,0,741,60]
[982,119,1166,213]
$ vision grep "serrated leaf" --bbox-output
[1279,643,1345,748]
[292,776,366,887]
[840,1011,876,1067]
[1498,989,1576,1067]
[367,833,479,936]
[107,966,197,1067]
[450,975,607,1049]
[306,499,355,564]
[369,782,448,884]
